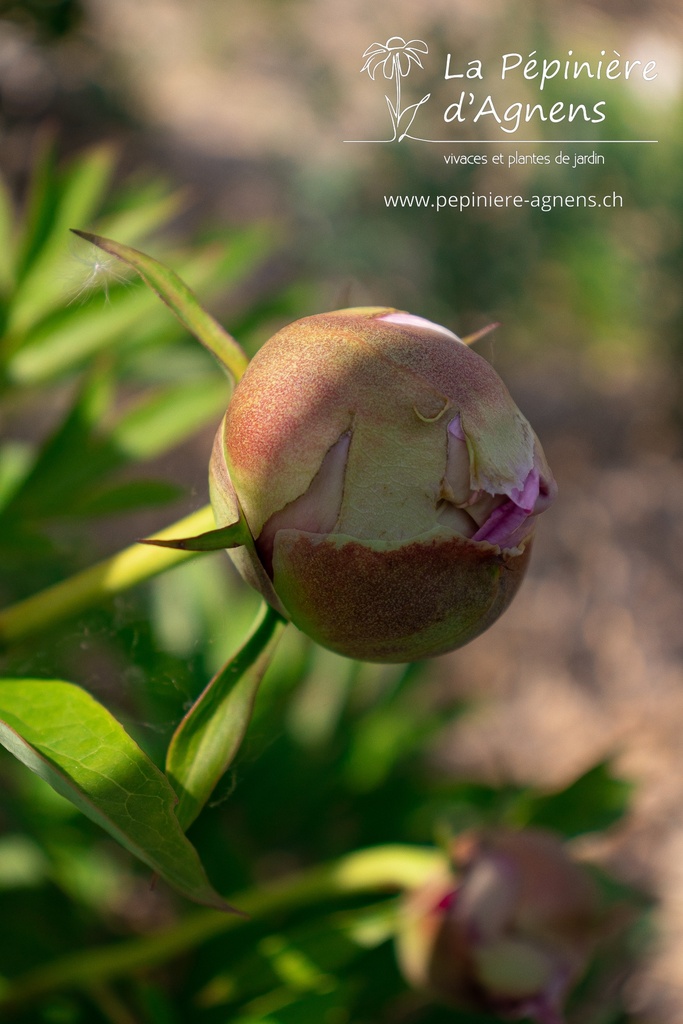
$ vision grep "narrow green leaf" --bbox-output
[0,526,56,568]
[0,176,16,294]
[1,371,119,521]
[7,230,267,384]
[9,146,117,332]
[111,378,229,460]
[3,375,222,524]
[6,283,166,383]
[95,187,187,248]
[166,604,286,831]
[73,479,185,516]
[0,442,33,514]
[0,678,236,911]
[70,230,250,382]
[14,134,58,279]
[521,762,633,838]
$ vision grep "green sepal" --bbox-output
[166,603,286,831]
[139,519,249,552]
[69,229,249,382]
[460,322,499,346]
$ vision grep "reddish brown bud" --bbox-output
[396,829,602,1024]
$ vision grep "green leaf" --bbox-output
[9,146,117,333]
[14,135,58,279]
[111,377,229,460]
[71,230,249,382]
[7,225,271,384]
[2,370,225,526]
[166,604,286,831]
[7,243,219,385]
[95,186,187,248]
[72,478,185,516]
[0,678,235,911]
[0,442,33,514]
[0,176,16,295]
[6,283,168,383]
[517,762,633,838]
[0,371,121,521]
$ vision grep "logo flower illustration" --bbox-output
[361,37,430,141]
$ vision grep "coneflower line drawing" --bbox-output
[361,36,431,141]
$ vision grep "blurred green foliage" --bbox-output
[0,141,283,600]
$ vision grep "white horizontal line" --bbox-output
[344,139,658,144]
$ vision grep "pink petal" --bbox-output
[379,311,464,343]
[472,499,532,548]
[448,413,466,441]
[510,466,540,514]
[256,433,350,572]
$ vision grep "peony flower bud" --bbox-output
[396,829,602,1024]
[210,308,556,662]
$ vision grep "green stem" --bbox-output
[0,845,444,1008]
[87,983,140,1024]
[0,504,216,648]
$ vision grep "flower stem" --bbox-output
[0,845,444,1008]
[395,57,402,121]
[0,504,216,648]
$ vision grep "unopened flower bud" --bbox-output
[210,308,556,661]
[396,829,602,1024]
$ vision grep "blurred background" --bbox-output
[1,0,683,1021]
